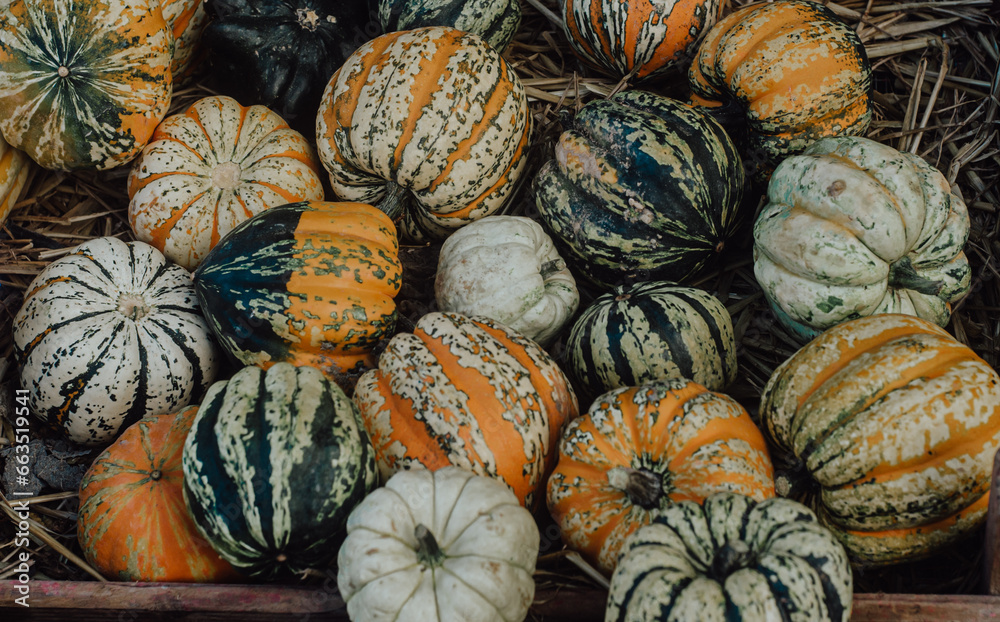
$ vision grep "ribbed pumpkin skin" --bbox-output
[379,0,521,51]
[78,406,241,583]
[128,95,325,271]
[607,493,852,622]
[754,136,971,342]
[13,238,220,446]
[563,0,720,80]
[689,0,872,166]
[316,26,532,242]
[534,89,745,291]
[759,314,1000,564]
[0,0,173,171]
[0,136,30,228]
[354,312,579,509]
[566,281,737,401]
[193,201,401,389]
[182,363,378,578]
[162,0,210,83]
[547,380,775,576]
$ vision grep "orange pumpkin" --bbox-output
[547,379,775,575]
[689,0,872,171]
[77,406,241,582]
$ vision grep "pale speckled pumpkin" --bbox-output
[316,26,532,242]
[128,95,325,271]
[754,136,971,342]
[0,135,30,228]
[162,0,209,84]
[547,379,775,576]
[760,313,1000,565]
[338,467,539,622]
[0,0,173,170]
[434,215,579,346]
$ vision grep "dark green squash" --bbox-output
[378,0,521,51]
[533,89,746,291]
[201,0,379,133]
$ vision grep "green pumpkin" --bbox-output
[379,0,521,51]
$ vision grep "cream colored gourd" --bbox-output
[337,466,539,622]
[434,216,579,346]
[754,136,971,341]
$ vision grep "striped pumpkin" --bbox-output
[78,406,240,582]
[759,313,1000,564]
[182,363,377,578]
[379,0,521,51]
[13,237,220,446]
[689,0,872,170]
[162,0,209,84]
[563,0,720,80]
[354,312,579,509]
[607,493,852,622]
[128,95,325,271]
[0,135,30,228]
[316,26,532,242]
[754,136,971,342]
[547,379,775,576]
[0,0,173,170]
[566,281,736,402]
[534,89,745,291]
[193,201,401,390]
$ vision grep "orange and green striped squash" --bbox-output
[688,0,872,170]
[760,313,1000,565]
[77,406,241,582]
[0,0,173,171]
[193,200,401,390]
[315,26,532,242]
[0,135,30,228]
[128,95,325,271]
[547,379,775,576]
[563,0,721,81]
[353,312,579,509]
[162,0,209,85]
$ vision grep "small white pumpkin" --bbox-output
[337,466,540,622]
[434,216,579,345]
[13,237,221,446]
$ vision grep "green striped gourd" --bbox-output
[607,493,852,621]
[379,0,521,51]
[182,362,377,578]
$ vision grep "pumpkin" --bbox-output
[688,0,872,170]
[200,0,378,134]
[562,0,720,81]
[533,89,745,291]
[128,94,325,271]
[547,379,775,576]
[182,362,377,578]
[0,0,173,170]
[566,281,736,402]
[353,311,579,509]
[338,466,539,622]
[77,406,241,582]
[606,492,852,622]
[316,26,532,242]
[193,200,401,389]
[759,313,1000,565]
[379,0,521,51]
[0,135,30,228]
[13,237,220,446]
[162,0,210,84]
[753,136,971,342]
[434,215,579,346]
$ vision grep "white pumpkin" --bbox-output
[13,237,221,446]
[434,215,579,345]
[337,466,540,622]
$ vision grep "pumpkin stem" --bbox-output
[118,293,151,321]
[710,541,754,580]
[607,467,664,510]
[539,259,565,279]
[378,181,410,223]
[414,524,446,567]
[149,469,162,481]
[888,256,945,296]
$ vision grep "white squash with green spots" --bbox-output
[435,216,579,346]
[753,136,971,341]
